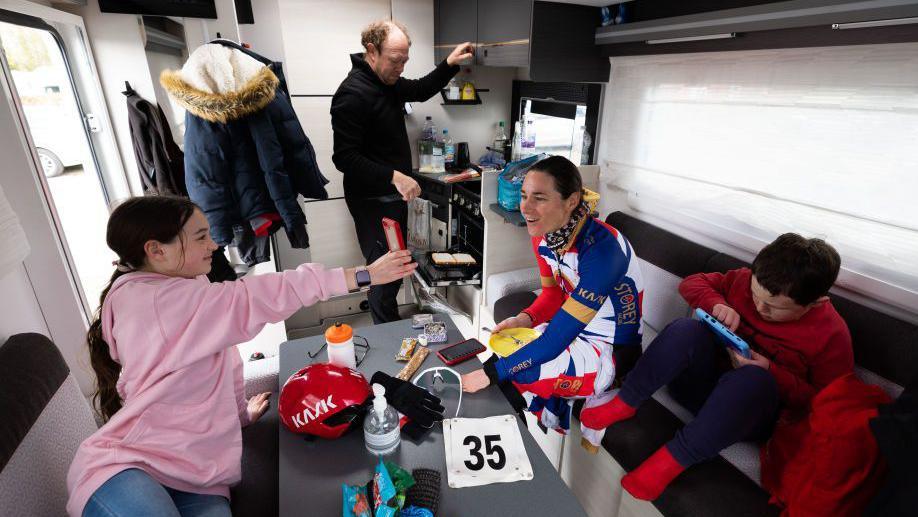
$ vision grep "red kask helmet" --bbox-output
[279,363,372,439]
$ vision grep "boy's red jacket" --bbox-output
[679,268,854,408]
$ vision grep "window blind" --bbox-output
[599,42,918,310]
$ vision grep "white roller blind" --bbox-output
[600,43,918,309]
[0,182,30,278]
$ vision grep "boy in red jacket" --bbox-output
[579,233,854,500]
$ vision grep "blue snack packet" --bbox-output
[343,483,371,517]
[372,459,398,517]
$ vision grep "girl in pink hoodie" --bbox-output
[67,196,415,516]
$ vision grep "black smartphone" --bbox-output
[437,338,486,366]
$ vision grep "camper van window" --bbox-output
[601,43,918,311]
[520,98,588,164]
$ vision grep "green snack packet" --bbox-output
[384,461,416,509]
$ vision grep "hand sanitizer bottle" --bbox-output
[364,384,400,455]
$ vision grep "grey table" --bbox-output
[278,318,587,517]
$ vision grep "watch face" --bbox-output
[356,269,371,287]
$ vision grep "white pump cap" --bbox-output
[372,383,387,415]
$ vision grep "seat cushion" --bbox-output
[0,333,73,470]
[486,267,540,311]
[832,294,918,389]
[244,355,280,398]
[639,259,691,336]
[573,399,779,517]
[494,291,538,323]
[231,403,279,517]
[0,333,97,516]
[652,387,762,485]
[608,212,717,278]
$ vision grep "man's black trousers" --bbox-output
[345,197,408,324]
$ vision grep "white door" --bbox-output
[0,3,126,317]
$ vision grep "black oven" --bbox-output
[453,181,483,262]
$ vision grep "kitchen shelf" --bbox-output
[490,203,526,227]
[440,88,488,105]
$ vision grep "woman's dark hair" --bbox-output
[88,196,197,422]
[751,233,841,306]
[529,155,583,201]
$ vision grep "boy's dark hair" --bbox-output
[530,155,583,201]
[87,196,198,422]
[751,233,841,306]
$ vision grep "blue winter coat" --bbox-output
[161,41,327,248]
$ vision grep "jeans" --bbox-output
[83,468,230,517]
[618,318,780,466]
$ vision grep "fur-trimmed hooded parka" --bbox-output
[161,40,327,249]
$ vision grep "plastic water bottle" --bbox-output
[493,121,508,157]
[364,384,400,455]
[521,118,536,158]
[325,323,356,370]
[447,77,460,100]
[443,129,455,168]
[511,121,522,161]
[421,116,437,141]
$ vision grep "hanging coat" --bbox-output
[124,89,186,196]
[160,41,328,249]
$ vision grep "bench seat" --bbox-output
[491,210,917,516]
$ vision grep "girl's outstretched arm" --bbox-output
[154,263,348,371]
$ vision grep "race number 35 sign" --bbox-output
[443,415,533,488]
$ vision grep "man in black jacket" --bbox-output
[332,20,473,323]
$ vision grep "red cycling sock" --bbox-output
[621,445,686,501]
[579,396,637,430]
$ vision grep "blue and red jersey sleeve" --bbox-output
[522,237,565,326]
[491,233,632,383]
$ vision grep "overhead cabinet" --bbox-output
[596,0,918,56]
[434,0,478,64]
[477,0,532,67]
[435,0,610,83]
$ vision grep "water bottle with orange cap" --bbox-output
[325,322,356,369]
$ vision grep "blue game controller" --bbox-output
[695,308,752,359]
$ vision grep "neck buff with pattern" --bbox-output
[544,199,590,252]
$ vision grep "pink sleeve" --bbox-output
[154,263,348,373]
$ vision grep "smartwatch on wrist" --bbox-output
[355,268,371,291]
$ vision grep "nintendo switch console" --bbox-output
[695,307,752,359]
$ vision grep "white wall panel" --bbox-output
[0,264,49,342]
[291,96,342,199]
[278,0,389,95]
[303,199,365,268]
[238,0,286,65]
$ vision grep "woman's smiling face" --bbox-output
[519,170,580,237]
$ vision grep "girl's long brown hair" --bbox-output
[88,196,196,422]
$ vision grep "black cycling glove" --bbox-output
[370,371,445,439]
